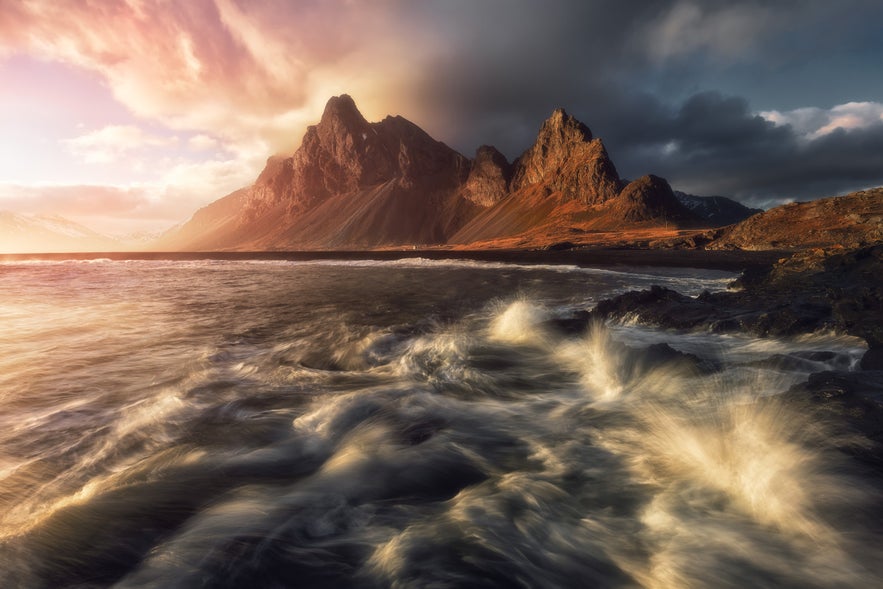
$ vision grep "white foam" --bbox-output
[489,300,550,345]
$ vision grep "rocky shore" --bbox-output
[587,244,883,474]
[590,245,883,365]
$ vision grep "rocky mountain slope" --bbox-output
[158,95,475,250]
[708,188,883,251]
[0,212,122,253]
[447,110,706,247]
[158,96,736,251]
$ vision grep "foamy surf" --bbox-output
[0,260,878,588]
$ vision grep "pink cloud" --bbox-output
[0,1,443,232]
[0,1,426,153]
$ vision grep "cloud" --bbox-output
[0,146,260,234]
[1,0,882,218]
[62,125,178,163]
[639,1,780,63]
[761,102,883,140]
[0,0,427,155]
[0,183,149,217]
[188,134,220,151]
[608,92,883,205]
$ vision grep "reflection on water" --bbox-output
[0,259,877,588]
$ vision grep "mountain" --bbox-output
[157,96,718,251]
[707,188,883,251]
[447,109,701,246]
[0,212,121,253]
[158,95,474,250]
[673,191,762,226]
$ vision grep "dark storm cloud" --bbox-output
[401,0,883,206]
[608,92,883,206]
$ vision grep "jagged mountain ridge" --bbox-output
[158,95,752,251]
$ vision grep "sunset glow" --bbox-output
[1,1,882,248]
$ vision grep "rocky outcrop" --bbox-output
[460,145,512,207]
[606,175,700,225]
[448,113,705,246]
[510,109,623,204]
[782,370,883,471]
[708,188,883,251]
[589,244,883,368]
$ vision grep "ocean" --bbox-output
[0,257,878,588]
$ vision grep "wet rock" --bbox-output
[590,245,883,348]
[637,342,720,374]
[591,285,718,330]
[861,348,883,371]
[784,370,883,470]
[545,310,592,335]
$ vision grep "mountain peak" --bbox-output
[510,107,619,202]
[610,175,698,224]
[319,94,368,130]
[541,107,593,143]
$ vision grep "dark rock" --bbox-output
[545,310,592,335]
[545,241,577,251]
[783,370,883,470]
[590,245,883,348]
[861,348,883,371]
[591,285,714,330]
[637,342,720,374]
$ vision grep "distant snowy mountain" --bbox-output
[673,191,762,226]
[0,212,122,253]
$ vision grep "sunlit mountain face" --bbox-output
[2,2,883,240]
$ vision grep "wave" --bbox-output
[1,269,879,587]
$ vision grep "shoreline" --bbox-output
[0,247,786,272]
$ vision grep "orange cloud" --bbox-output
[0,1,450,236]
[0,0,429,155]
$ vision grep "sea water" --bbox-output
[0,258,878,588]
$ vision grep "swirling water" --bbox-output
[0,258,878,588]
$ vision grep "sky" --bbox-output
[1,0,882,235]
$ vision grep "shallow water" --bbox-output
[0,258,878,588]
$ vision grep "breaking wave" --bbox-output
[0,260,877,588]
